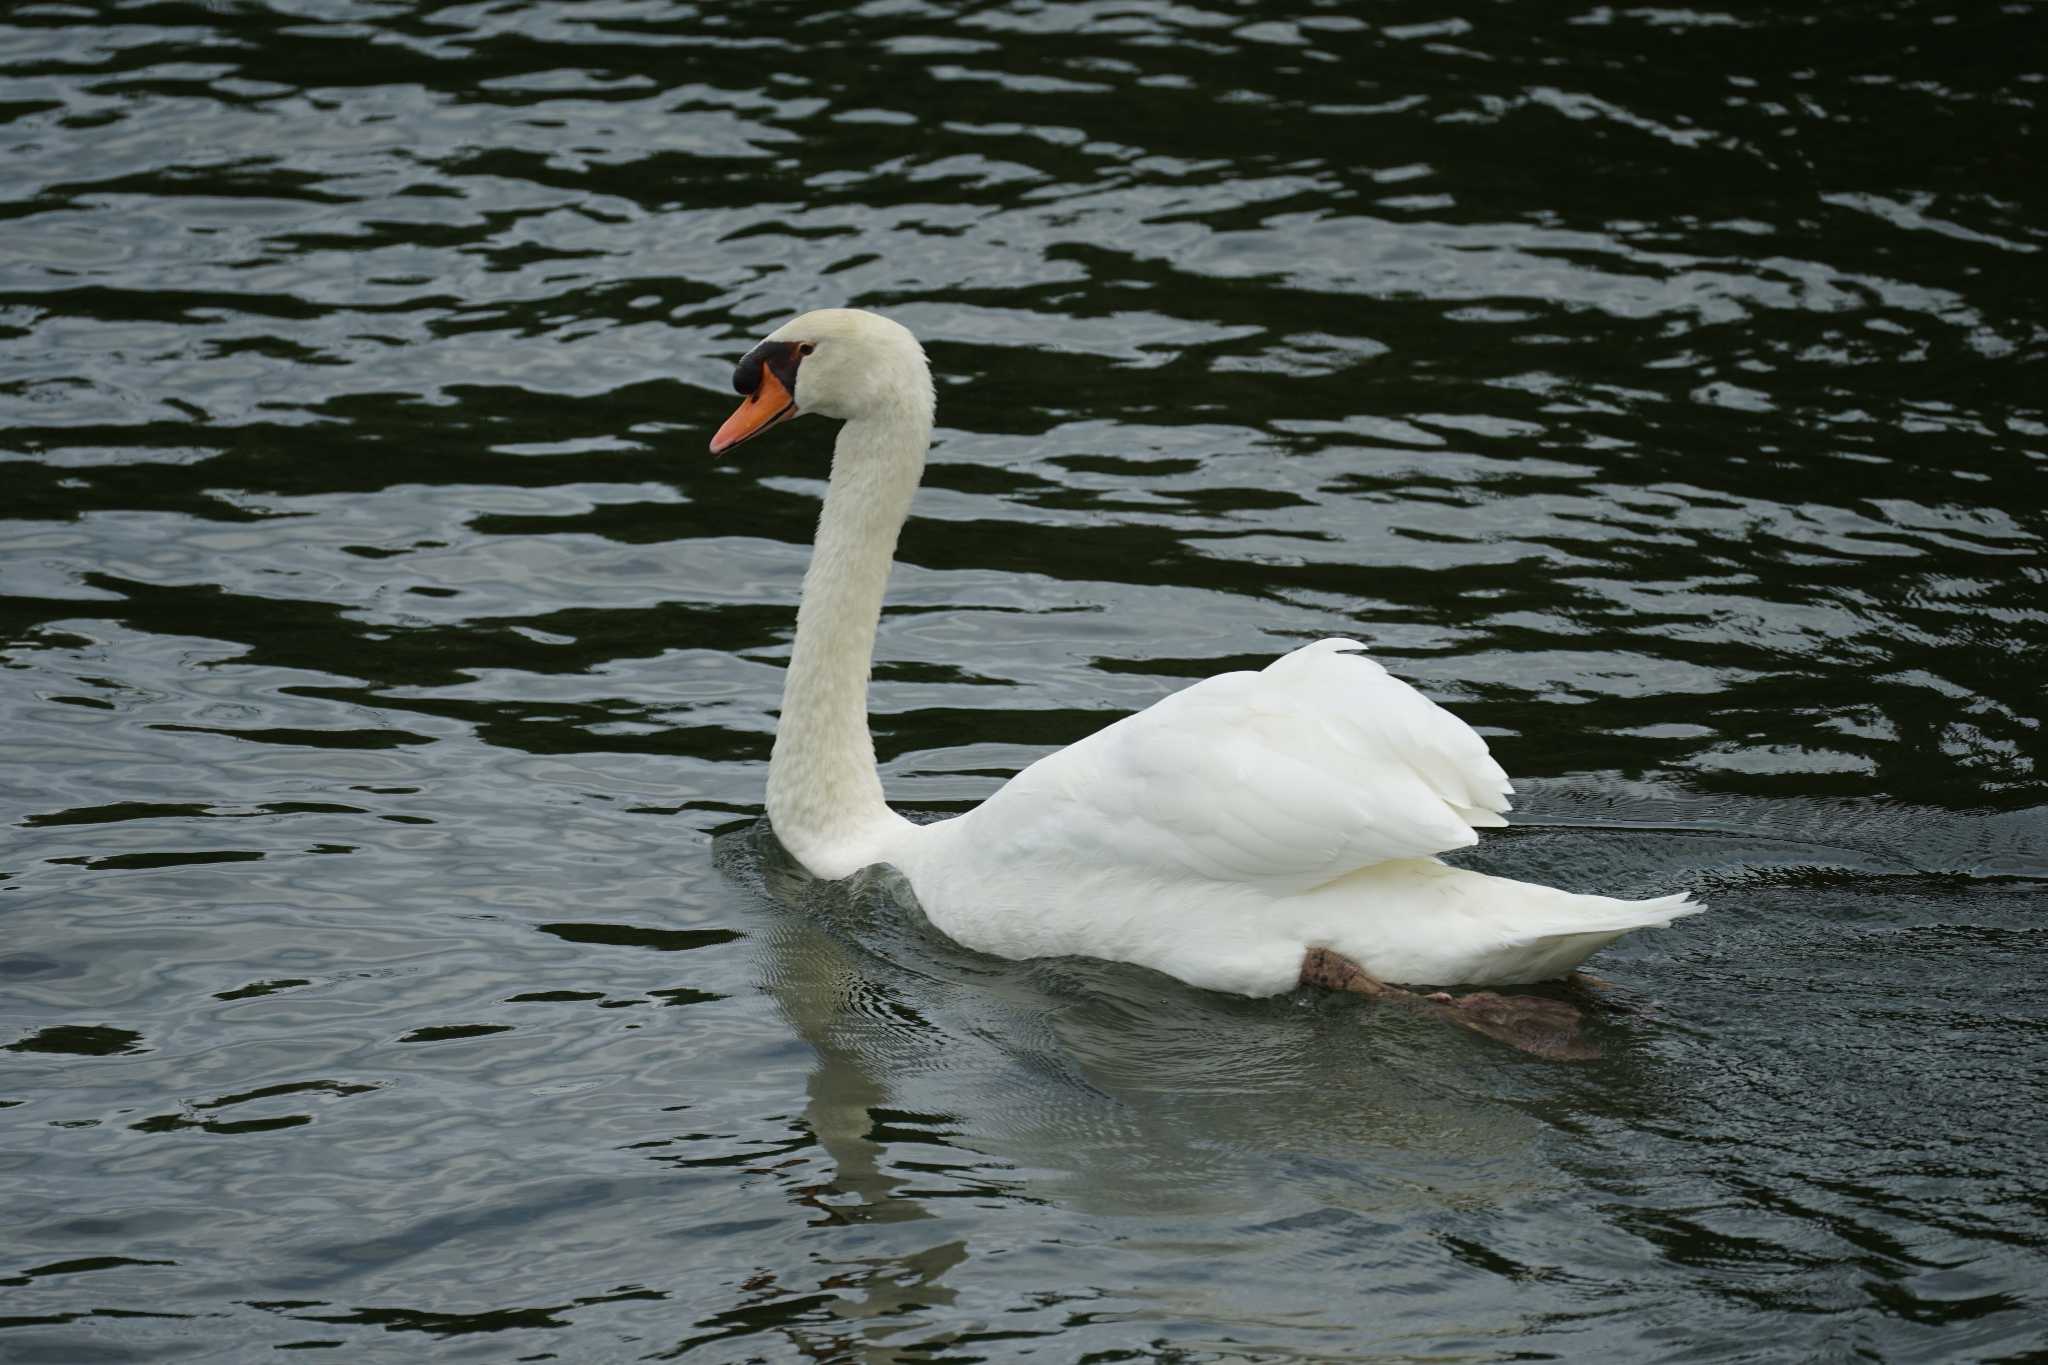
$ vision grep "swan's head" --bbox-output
[709,308,933,455]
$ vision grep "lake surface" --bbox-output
[3,1,2045,1360]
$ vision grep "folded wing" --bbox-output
[963,639,1514,896]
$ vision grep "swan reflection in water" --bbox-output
[719,817,1564,1208]
[669,820,1631,1356]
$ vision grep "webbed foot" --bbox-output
[1418,989,1600,1062]
[1301,948,1598,1061]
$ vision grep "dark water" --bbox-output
[4,1,2046,1359]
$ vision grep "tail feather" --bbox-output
[1510,890,1703,941]
[1312,861,1705,987]
[1488,891,1703,984]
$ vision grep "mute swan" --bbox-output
[712,308,1700,1054]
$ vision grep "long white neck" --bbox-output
[765,408,929,878]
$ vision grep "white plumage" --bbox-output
[712,308,1700,1001]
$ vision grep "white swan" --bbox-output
[712,308,1699,1039]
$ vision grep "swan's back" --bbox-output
[949,639,1513,894]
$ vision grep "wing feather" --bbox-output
[964,639,1513,896]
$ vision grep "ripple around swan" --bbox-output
[3,0,2046,1359]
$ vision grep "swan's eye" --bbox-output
[798,343,815,356]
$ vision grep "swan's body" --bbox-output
[714,308,1699,999]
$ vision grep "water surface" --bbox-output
[3,1,2046,1360]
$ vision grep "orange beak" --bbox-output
[710,366,797,455]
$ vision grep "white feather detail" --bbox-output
[950,638,1512,897]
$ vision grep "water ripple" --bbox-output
[3,0,2045,1359]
